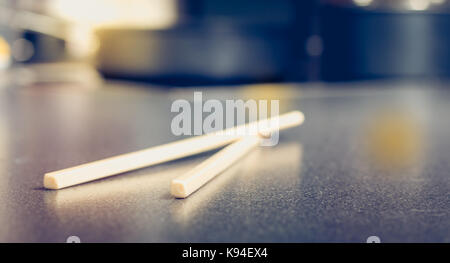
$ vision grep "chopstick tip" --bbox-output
[171,180,188,198]
[293,111,305,124]
[43,174,59,190]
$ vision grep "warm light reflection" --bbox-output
[409,0,431,10]
[364,111,423,170]
[49,0,177,29]
[48,0,177,58]
[353,0,373,7]
[0,36,10,70]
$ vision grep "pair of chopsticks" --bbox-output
[44,111,305,198]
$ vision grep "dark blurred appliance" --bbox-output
[320,0,450,81]
[0,3,69,64]
[17,30,66,63]
[95,0,316,86]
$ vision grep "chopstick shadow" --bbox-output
[33,187,48,191]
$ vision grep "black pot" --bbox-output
[320,1,450,81]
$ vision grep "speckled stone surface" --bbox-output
[0,79,448,242]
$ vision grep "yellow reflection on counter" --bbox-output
[364,110,424,170]
[240,83,299,113]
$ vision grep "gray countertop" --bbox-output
[0,77,449,242]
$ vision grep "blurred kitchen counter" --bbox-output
[0,68,449,242]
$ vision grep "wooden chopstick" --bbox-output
[171,136,261,198]
[44,111,304,190]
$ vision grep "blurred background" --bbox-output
[1,0,449,86]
